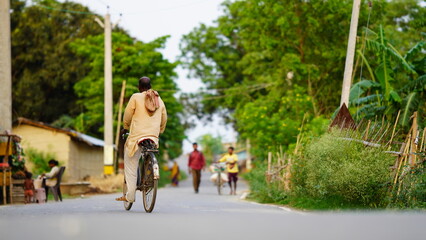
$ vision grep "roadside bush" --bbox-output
[25,148,55,175]
[244,163,289,204]
[300,130,394,207]
[390,157,426,209]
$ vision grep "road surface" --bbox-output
[1,171,425,240]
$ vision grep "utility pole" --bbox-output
[0,0,12,132]
[246,139,252,170]
[340,0,361,107]
[104,12,114,175]
[94,11,115,175]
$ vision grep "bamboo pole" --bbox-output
[393,134,411,185]
[409,112,418,167]
[375,123,390,144]
[113,80,126,173]
[267,152,272,183]
[388,110,401,147]
[284,157,292,191]
[267,152,272,173]
[364,120,371,141]
[419,128,426,152]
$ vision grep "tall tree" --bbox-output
[70,32,185,159]
[11,0,102,122]
[180,0,424,156]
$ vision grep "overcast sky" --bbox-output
[66,0,237,154]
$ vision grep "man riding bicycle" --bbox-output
[116,77,167,203]
[219,147,239,195]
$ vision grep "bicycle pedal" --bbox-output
[153,164,160,180]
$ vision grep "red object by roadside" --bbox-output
[0,162,10,168]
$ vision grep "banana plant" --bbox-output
[349,26,425,127]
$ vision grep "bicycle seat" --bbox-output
[137,138,157,150]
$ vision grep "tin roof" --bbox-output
[15,117,105,148]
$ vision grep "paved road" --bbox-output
[1,171,426,240]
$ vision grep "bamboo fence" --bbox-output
[265,111,425,195]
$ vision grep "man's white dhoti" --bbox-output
[124,147,142,202]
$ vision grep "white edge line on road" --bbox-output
[244,199,307,215]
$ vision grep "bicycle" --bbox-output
[212,162,226,195]
[122,138,160,213]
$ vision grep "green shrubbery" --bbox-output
[244,163,289,204]
[390,159,426,209]
[25,148,55,175]
[295,131,394,208]
[246,130,398,209]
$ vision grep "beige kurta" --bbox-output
[123,92,167,157]
[45,166,60,187]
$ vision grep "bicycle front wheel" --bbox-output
[123,179,133,211]
[142,153,158,213]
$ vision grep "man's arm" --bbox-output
[45,167,59,178]
[160,100,168,134]
[123,95,136,130]
[218,155,227,163]
[188,153,192,174]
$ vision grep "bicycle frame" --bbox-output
[136,142,159,190]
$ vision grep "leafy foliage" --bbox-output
[25,148,55,175]
[197,134,224,164]
[11,0,103,122]
[350,26,426,128]
[299,130,394,207]
[70,32,185,159]
[180,0,424,155]
[390,158,426,209]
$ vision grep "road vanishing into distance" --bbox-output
[1,172,426,240]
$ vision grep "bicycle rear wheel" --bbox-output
[217,172,222,195]
[142,153,158,213]
[123,179,133,211]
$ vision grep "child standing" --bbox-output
[24,171,34,204]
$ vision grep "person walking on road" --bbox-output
[169,161,180,187]
[219,147,239,195]
[116,76,168,203]
[188,142,205,193]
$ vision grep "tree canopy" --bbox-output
[11,0,104,122]
[70,32,185,158]
[180,0,425,156]
[11,0,185,158]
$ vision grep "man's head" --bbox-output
[228,146,234,154]
[25,171,32,179]
[138,76,152,92]
[192,142,198,151]
[48,159,58,168]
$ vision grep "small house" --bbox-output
[12,118,104,181]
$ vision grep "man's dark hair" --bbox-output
[25,171,33,179]
[48,159,59,166]
[139,76,152,91]
[193,142,198,145]
[229,146,234,151]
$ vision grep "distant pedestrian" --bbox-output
[170,161,180,186]
[24,171,34,204]
[188,142,205,193]
[219,147,239,195]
